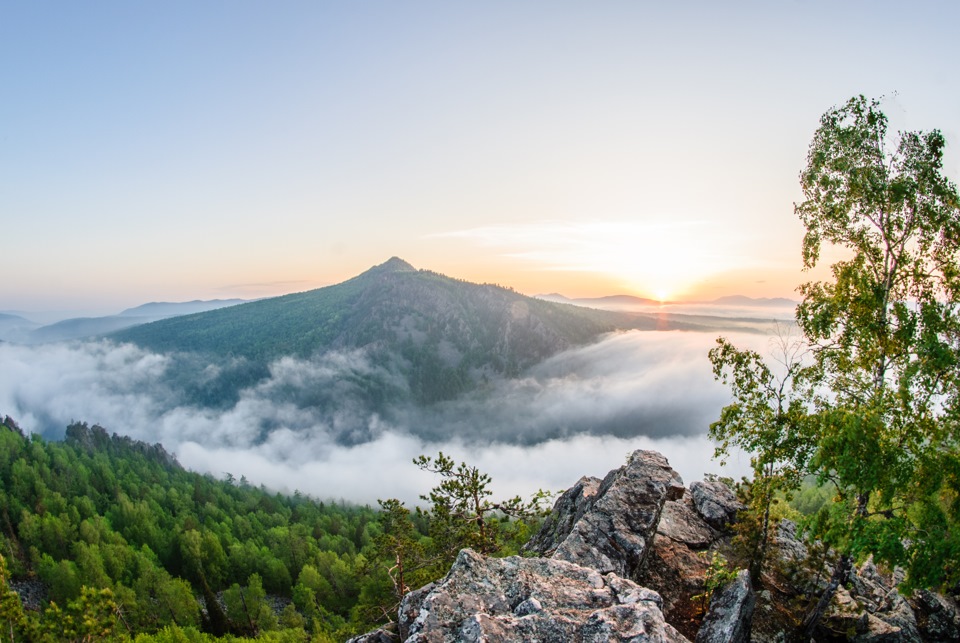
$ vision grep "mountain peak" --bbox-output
[364,257,416,275]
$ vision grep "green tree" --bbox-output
[709,325,812,585]
[712,95,960,637]
[0,553,33,642]
[414,452,549,564]
[795,95,960,635]
[223,573,277,636]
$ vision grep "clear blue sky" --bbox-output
[3,1,959,314]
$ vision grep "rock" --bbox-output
[523,475,601,555]
[849,559,920,641]
[656,496,718,550]
[912,589,960,641]
[345,628,399,643]
[695,569,755,643]
[637,492,724,638]
[400,548,690,642]
[689,481,744,530]
[9,577,47,611]
[526,450,685,580]
[398,581,436,640]
[818,562,923,642]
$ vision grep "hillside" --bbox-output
[0,416,384,639]
[112,258,693,406]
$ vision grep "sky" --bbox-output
[3,1,960,316]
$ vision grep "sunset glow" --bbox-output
[1,2,958,315]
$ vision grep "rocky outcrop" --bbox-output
[635,484,739,638]
[689,480,744,530]
[398,548,689,642]
[912,590,960,641]
[525,450,685,580]
[769,519,958,642]
[346,629,399,643]
[695,570,755,643]
[350,450,959,642]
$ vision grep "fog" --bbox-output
[0,330,773,504]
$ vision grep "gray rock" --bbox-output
[523,475,601,555]
[636,492,725,638]
[345,628,399,643]
[773,519,808,564]
[689,481,744,530]
[815,560,922,642]
[527,450,685,580]
[400,548,690,642]
[656,496,717,550]
[398,581,436,640]
[912,589,960,641]
[695,569,755,643]
[849,559,921,641]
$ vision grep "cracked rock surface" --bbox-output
[525,450,685,580]
[399,548,688,642]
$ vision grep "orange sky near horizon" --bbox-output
[2,2,957,315]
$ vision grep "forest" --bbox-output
[0,417,541,641]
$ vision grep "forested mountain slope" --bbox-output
[112,258,695,406]
[0,416,386,639]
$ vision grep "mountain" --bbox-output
[118,298,248,317]
[0,313,40,343]
[106,258,772,445]
[113,257,682,408]
[27,315,151,343]
[9,299,248,344]
[115,257,650,364]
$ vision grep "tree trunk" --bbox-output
[799,552,853,641]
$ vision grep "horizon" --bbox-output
[3,2,959,314]
[0,255,801,324]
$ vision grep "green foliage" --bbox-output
[0,553,31,642]
[794,95,960,590]
[413,452,551,563]
[353,453,550,630]
[0,418,383,639]
[709,325,811,584]
[691,551,738,614]
[0,417,552,640]
[710,95,960,635]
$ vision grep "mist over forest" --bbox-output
[0,322,783,504]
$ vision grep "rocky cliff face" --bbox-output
[352,450,960,642]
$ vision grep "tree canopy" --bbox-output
[710,95,960,635]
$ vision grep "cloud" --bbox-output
[0,330,764,504]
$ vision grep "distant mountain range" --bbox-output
[708,295,797,307]
[0,299,247,344]
[4,258,797,446]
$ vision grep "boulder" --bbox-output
[695,569,755,643]
[689,481,744,530]
[400,548,690,642]
[526,450,685,580]
[345,629,399,643]
[912,589,960,641]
